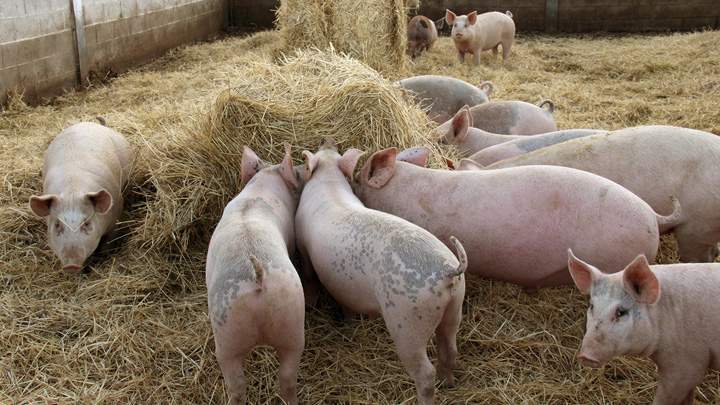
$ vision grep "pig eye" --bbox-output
[80,220,92,233]
[54,221,64,234]
[615,307,628,319]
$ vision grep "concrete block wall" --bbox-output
[1,0,227,106]
[0,0,77,103]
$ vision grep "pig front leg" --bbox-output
[471,52,481,66]
[457,51,466,64]
[653,361,705,405]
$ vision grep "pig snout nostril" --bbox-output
[577,352,601,368]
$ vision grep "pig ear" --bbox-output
[86,189,113,215]
[450,106,471,142]
[468,11,478,25]
[29,194,58,217]
[302,150,318,181]
[338,148,365,179]
[479,81,494,96]
[241,146,266,185]
[362,148,398,189]
[567,249,598,295]
[396,147,429,167]
[445,9,456,25]
[458,159,484,171]
[445,158,456,170]
[279,144,299,189]
[622,255,661,304]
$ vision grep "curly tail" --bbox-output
[249,255,264,291]
[506,10,514,19]
[95,116,107,126]
[448,236,467,278]
[656,196,682,233]
[538,99,555,113]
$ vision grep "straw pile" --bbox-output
[276,0,413,75]
[2,29,720,404]
[130,48,439,260]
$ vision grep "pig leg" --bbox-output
[674,225,720,262]
[218,354,248,405]
[492,44,499,57]
[276,346,303,405]
[501,41,512,62]
[457,51,466,64]
[435,293,463,387]
[298,246,321,306]
[472,52,481,66]
[653,363,705,405]
[385,309,439,405]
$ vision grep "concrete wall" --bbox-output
[1,0,227,106]
[418,0,720,32]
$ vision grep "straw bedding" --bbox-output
[2,28,720,404]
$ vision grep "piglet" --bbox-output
[407,15,438,59]
[438,105,601,157]
[29,122,132,272]
[398,75,493,124]
[295,142,466,404]
[206,145,304,405]
[568,250,720,405]
[446,9,515,64]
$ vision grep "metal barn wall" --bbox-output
[1,0,227,106]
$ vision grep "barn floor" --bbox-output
[1,29,719,403]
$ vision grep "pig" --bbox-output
[479,125,720,262]
[295,142,466,404]
[432,101,557,141]
[397,75,493,124]
[567,250,720,405]
[437,105,600,157]
[446,9,515,64]
[407,15,438,59]
[355,147,682,289]
[29,122,132,272]
[206,145,304,405]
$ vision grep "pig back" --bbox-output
[474,12,515,49]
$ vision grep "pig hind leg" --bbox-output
[674,224,720,262]
[492,44,499,56]
[276,345,303,405]
[217,353,249,405]
[501,40,512,62]
[384,307,443,405]
[435,290,464,387]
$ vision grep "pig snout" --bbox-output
[577,351,603,369]
[60,246,87,272]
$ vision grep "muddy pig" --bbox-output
[433,101,557,140]
[446,9,515,64]
[437,105,597,157]
[295,142,466,404]
[29,122,132,272]
[355,147,681,289]
[397,75,493,124]
[407,15,438,59]
[206,145,304,405]
[568,250,720,404]
[481,125,720,262]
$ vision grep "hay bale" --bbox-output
[276,0,413,75]
[131,49,442,259]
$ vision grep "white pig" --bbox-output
[447,9,515,64]
[29,122,132,272]
[295,142,466,404]
[568,249,720,405]
[206,145,304,405]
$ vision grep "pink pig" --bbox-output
[206,146,304,405]
[447,9,515,64]
[568,250,720,405]
[29,122,132,272]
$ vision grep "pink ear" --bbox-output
[450,106,471,142]
[467,11,478,25]
[302,150,318,181]
[279,144,299,189]
[241,146,265,185]
[338,148,365,179]
[445,158,456,170]
[479,81,494,96]
[361,148,398,189]
[458,159,483,171]
[87,189,113,215]
[396,147,430,167]
[623,255,660,304]
[445,9,456,25]
[29,194,58,217]
[567,249,596,295]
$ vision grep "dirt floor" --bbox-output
[1,29,719,403]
